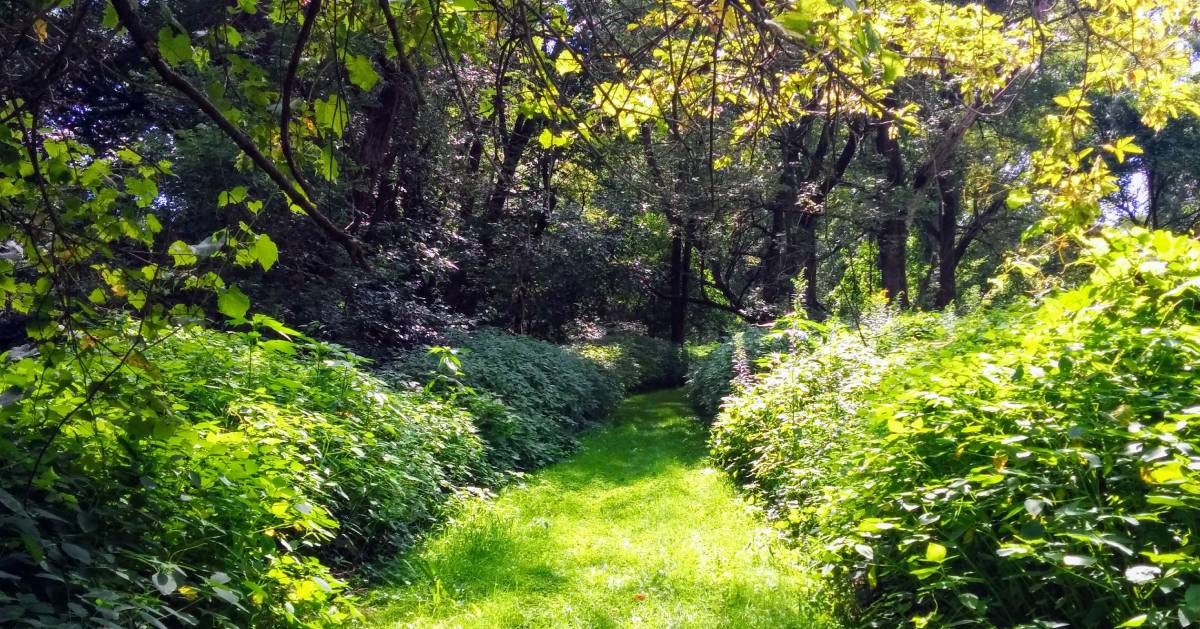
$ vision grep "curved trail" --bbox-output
[366,389,836,628]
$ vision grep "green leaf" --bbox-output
[925,542,947,563]
[318,144,339,182]
[1185,585,1200,610]
[221,25,242,49]
[101,3,120,29]
[126,178,158,207]
[258,339,295,354]
[218,186,248,208]
[217,286,250,320]
[881,49,905,82]
[774,11,812,34]
[168,240,197,266]
[253,314,305,340]
[1006,188,1032,209]
[315,95,349,138]
[253,234,278,272]
[346,54,381,90]
[212,586,239,605]
[555,50,582,76]
[1148,462,1186,483]
[157,28,193,66]
[117,147,142,164]
[60,542,92,564]
[0,489,24,515]
[1116,614,1148,627]
[1146,494,1188,506]
[862,23,881,53]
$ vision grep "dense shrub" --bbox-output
[710,228,1200,627]
[384,328,623,471]
[571,333,686,394]
[686,326,785,420]
[444,328,622,427]
[1,324,642,627]
[0,327,496,626]
[709,309,949,518]
[0,321,657,624]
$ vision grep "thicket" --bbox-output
[572,333,687,395]
[707,228,1200,627]
[383,328,627,471]
[685,327,785,420]
[0,325,674,626]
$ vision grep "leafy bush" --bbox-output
[2,322,646,627]
[709,310,948,519]
[686,326,785,420]
[384,328,623,471]
[571,333,686,394]
[710,228,1200,627]
[1,326,489,627]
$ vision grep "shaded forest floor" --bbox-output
[363,389,839,628]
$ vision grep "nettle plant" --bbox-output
[0,108,338,625]
[820,229,1200,627]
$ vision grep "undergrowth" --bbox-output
[1,325,676,626]
[705,228,1200,627]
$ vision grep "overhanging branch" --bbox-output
[109,0,366,266]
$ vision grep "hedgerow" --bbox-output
[709,228,1200,627]
[384,328,624,471]
[1,327,479,626]
[686,325,786,420]
[571,333,686,394]
[0,324,646,627]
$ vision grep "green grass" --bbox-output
[364,389,840,628]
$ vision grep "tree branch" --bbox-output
[280,0,322,205]
[109,0,365,266]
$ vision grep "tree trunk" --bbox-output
[798,213,820,317]
[483,114,539,224]
[356,61,421,234]
[762,122,814,308]
[877,216,909,307]
[934,175,961,309]
[668,224,694,345]
[874,117,910,307]
[447,114,540,315]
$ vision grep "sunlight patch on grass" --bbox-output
[365,389,840,629]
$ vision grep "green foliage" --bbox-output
[571,333,686,394]
[685,327,786,420]
[442,329,622,429]
[0,327,489,627]
[710,228,1200,627]
[3,316,659,626]
[384,329,623,472]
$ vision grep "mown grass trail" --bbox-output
[365,389,837,628]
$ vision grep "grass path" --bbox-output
[364,389,837,629]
